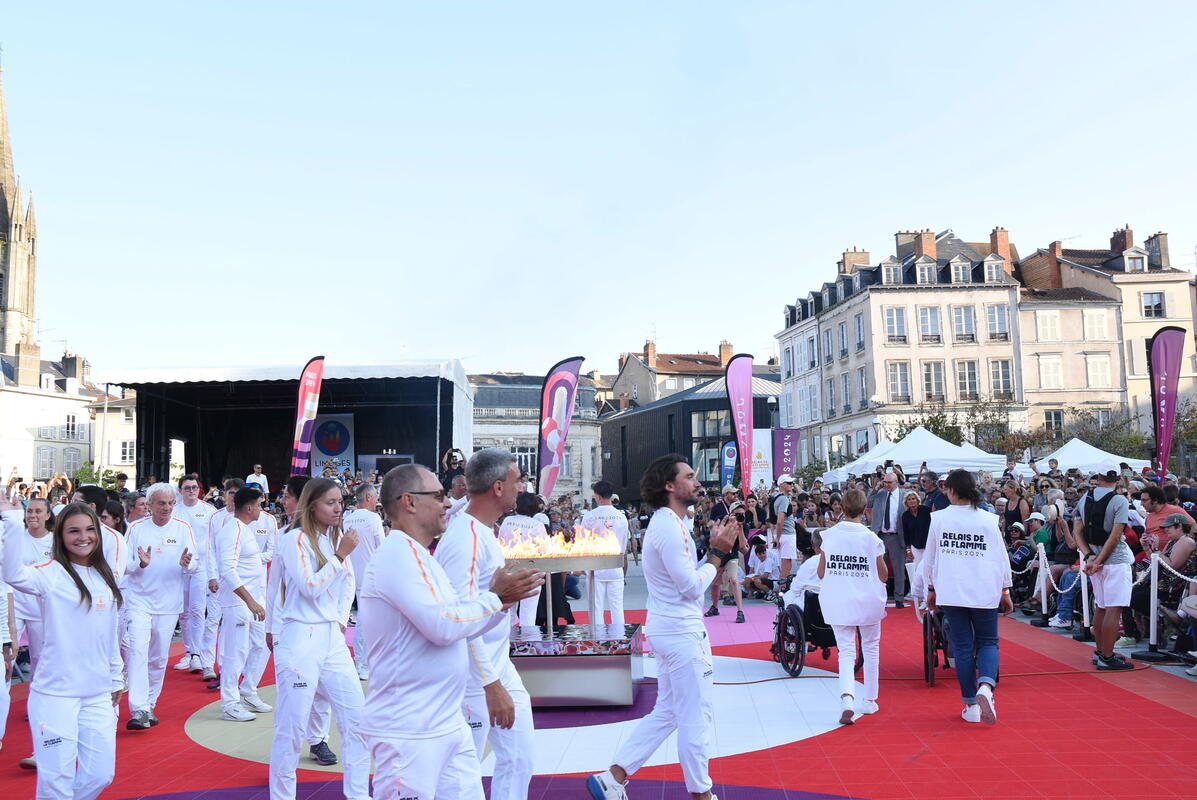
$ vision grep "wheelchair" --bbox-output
[771,578,863,678]
[921,607,953,685]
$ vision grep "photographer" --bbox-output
[439,448,466,491]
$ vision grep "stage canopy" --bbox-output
[1039,438,1150,475]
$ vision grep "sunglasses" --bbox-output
[402,489,447,502]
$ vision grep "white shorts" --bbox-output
[1089,562,1132,609]
[777,534,797,560]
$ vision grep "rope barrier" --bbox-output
[1157,557,1197,584]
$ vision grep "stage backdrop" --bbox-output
[310,413,355,477]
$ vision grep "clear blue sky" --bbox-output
[5,2,1196,379]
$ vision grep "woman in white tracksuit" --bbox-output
[14,498,54,675]
[1,499,125,800]
[266,477,369,800]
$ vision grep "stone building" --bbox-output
[610,340,734,409]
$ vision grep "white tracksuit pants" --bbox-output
[269,621,369,800]
[367,720,484,800]
[516,585,541,629]
[0,655,10,742]
[614,630,714,794]
[593,579,625,631]
[28,690,116,800]
[831,622,881,702]
[201,590,223,670]
[17,616,46,675]
[462,661,533,800]
[125,609,179,714]
[306,695,332,745]
[181,571,207,656]
[218,602,268,712]
[352,592,369,676]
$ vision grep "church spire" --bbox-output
[0,64,18,229]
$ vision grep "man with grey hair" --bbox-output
[444,472,470,525]
[359,463,542,799]
[343,481,385,680]
[123,482,198,729]
[435,448,535,800]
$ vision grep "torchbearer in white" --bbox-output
[587,454,740,800]
[201,479,243,681]
[173,474,214,675]
[342,481,384,681]
[359,463,543,800]
[215,486,273,721]
[122,482,198,730]
[1,498,125,800]
[435,448,536,800]
[580,479,629,636]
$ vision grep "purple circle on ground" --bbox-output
[135,778,853,799]
[531,681,657,729]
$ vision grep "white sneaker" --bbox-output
[202,667,217,681]
[173,654,191,670]
[1047,616,1072,629]
[1185,664,1197,676]
[221,705,256,722]
[1114,636,1137,649]
[856,699,879,715]
[585,770,628,800]
[357,670,370,681]
[188,655,202,673]
[240,695,273,713]
[838,694,855,725]
[961,704,982,723]
[976,683,997,725]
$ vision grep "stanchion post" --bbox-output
[1132,553,1169,662]
[1073,565,1093,642]
[1031,544,1051,627]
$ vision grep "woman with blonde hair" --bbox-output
[265,477,368,800]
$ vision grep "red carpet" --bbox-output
[1,608,1194,799]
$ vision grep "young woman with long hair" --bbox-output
[265,478,368,800]
[1,499,125,799]
[923,470,1013,725]
[99,500,126,535]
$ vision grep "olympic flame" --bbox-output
[499,523,622,559]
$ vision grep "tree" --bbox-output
[891,402,963,444]
[73,461,118,489]
[1064,406,1149,461]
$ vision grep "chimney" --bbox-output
[1110,224,1133,253]
[62,352,86,380]
[1046,241,1064,289]
[15,341,41,388]
[718,340,734,367]
[618,392,630,410]
[894,230,919,259]
[914,229,937,260]
[990,226,1013,274]
[644,340,657,370]
[618,353,628,371]
[587,369,602,381]
[838,247,870,274]
[1145,232,1170,268]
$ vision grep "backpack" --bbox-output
[1083,490,1116,549]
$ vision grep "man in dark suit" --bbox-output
[867,470,906,607]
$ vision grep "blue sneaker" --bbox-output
[587,771,628,799]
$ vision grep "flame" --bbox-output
[500,523,622,559]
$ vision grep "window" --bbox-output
[917,262,937,284]
[858,367,868,409]
[810,382,820,419]
[63,447,81,476]
[561,445,573,477]
[630,382,638,400]
[38,424,55,439]
[512,446,537,476]
[1086,354,1112,388]
[854,314,865,350]
[838,322,848,358]
[986,305,1009,340]
[823,289,831,309]
[36,446,54,478]
[826,379,837,417]
[1142,292,1165,318]
[919,307,942,343]
[985,260,1004,282]
[887,362,910,402]
[1039,355,1063,389]
[1128,256,1145,272]
[823,330,833,364]
[807,337,817,369]
[951,261,971,283]
[664,377,678,390]
[1082,309,1107,340]
[682,378,694,389]
[841,373,851,414]
[40,374,55,390]
[956,361,979,399]
[1036,310,1060,342]
[64,414,77,439]
[990,360,1013,398]
[923,362,945,400]
[1097,408,1112,429]
[782,348,793,379]
[885,308,907,343]
[1045,410,1065,439]
[952,306,976,342]
[855,430,870,454]
[122,407,134,423]
[882,264,902,285]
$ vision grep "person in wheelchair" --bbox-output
[816,488,888,725]
[743,535,781,601]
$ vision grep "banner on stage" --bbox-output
[724,354,754,495]
[750,428,773,492]
[289,355,325,476]
[773,428,800,480]
[1147,326,1187,472]
[720,441,737,489]
[538,356,585,500]
[311,413,355,477]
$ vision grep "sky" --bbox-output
[4,2,1197,381]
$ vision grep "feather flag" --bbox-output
[537,356,585,499]
[1147,327,1187,473]
[289,356,326,476]
[724,353,755,495]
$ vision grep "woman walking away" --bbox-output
[817,488,888,725]
[1,498,125,800]
[923,469,1013,725]
[266,478,369,800]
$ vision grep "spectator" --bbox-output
[1075,471,1135,670]
[743,536,781,600]
[868,471,907,608]
[921,470,949,511]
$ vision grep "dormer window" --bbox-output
[882,265,902,285]
[823,289,831,308]
[951,261,971,283]
[917,263,938,285]
[1127,256,1145,272]
[985,260,1004,282]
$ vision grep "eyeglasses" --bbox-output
[402,489,447,502]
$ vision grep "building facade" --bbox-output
[610,340,734,409]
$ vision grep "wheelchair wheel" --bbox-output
[923,612,936,686]
[778,605,806,677]
[854,627,863,673]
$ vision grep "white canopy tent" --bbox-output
[853,427,1005,474]
[1039,438,1150,474]
[818,439,895,486]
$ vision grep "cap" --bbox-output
[1162,512,1191,530]
[1027,512,1046,522]
[776,474,795,485]
[1166,473,1179,480]
[1009,521,1025,532]
[611,493,620,504]
[729,501,745,512]
[721,484,737,495]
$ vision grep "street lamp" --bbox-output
[767,395,779,428]
[871,416,883,445]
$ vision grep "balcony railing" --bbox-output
[827,408,837,419]
[842,404,851,414]
[887,334,908,344]
[840,348,849,359]
[955,333,977,343]
[856,341,865,352]
[989,331,1009,341]
[859,399,869,410]
[993,390,1013,400]
[926,392,945,402]
[921,334,942,344]
[960,391,980,401]
[891,394,911,404]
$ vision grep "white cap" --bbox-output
[1027,512,1046,522]
[777,474,795,485]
